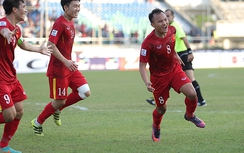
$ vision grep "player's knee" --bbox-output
[16,109,24,119]
[4,112,16,122]
[187,90,197,100]
[77,84,90,99]
[156,107,167,115]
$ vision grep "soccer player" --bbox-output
[31,0,91,136]
[146,9,207,107]
[0,0,52,152]
[139,8,205,142]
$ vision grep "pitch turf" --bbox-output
[1,68,243,153]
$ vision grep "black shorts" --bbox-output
[177,51,194,71]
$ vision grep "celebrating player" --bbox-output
[0,0,52,152]
[139,8,205,142]
[31,0,91,136]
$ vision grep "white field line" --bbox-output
[27,102,244,114]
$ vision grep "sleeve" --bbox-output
[48,21,64,44]
[139,41,151,63]
[16,26,24,45]
[0,20,7,31]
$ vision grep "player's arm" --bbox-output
[0,28,16,44]
[181,37,194,62]
[139,62,154,92]
[175,51,185,66]
[18,39,52,56]
[48,41,78,71]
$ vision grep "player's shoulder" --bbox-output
[0,17,7,26]
[54,16,63,23]
[143,30,155,43]
[168,25,176,34]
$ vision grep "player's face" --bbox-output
[165,11,173,24]
[15,1,27,21]
[151,12,169,36]
[65,0,80,20]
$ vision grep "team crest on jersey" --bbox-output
[172,34,175,42]
[0,21,6,26]
[71,30,75,38]
[141,49,147,56]
[51,29,58,36]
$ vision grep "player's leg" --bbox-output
[180,83,205,128]
[0,82,26,152]
[59,71,90,110]
[179,51,207,106]
[151,76,169,142]
[184,70,206,106]
[53,71,90,126]
[31,77,67,136]
[52,83,90,126]
[151,103,166,142]
[171,69,205,128]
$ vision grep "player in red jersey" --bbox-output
[0,0,52,152]
[146,9,207,107]
[139,8,205,142]
[31,0,91,136]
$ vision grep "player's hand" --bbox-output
[146,82,155,92]
[39,40,53,56]
[187,53,194,62]
[64,60,78,71]
[175,53,185,66]
[1,28,17,44]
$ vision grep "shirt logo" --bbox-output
[157,45,162,49]
[0,21,6,26]
[181,77,187,80]
[51,29,58,36]
[141,49,147,56]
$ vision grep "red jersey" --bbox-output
[47,16,76,78]
[0,17,21,84]
[140,26,179,77]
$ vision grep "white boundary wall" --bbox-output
[14,47,244,73]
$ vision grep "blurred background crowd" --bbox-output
[0,0,243,49]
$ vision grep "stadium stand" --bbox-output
[36,1,199,44]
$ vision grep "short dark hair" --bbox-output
[148,8,164,23]
[165,9,174,16]
[61,0,80,11]
[3,0,24,15]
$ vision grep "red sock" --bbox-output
[0,113,5,124]
[0,119,20,148]
[37,102,56,124]
[152,109,163,130]
[59,92,82,111]
[185,97,197,118]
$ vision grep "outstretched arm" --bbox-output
[18,40,52,56]
[0,28,17,44]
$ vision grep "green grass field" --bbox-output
[1,68,244,153]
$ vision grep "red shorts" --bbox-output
[151,65,191,107]
[49,70,88,100]
[0,80,27,111]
